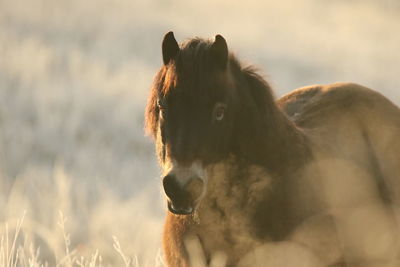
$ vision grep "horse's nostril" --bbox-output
[162,174,181,199]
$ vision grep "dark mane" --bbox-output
[240,67,309,173]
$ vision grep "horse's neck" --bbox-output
[258,109,310,176]
[234,70,310,174]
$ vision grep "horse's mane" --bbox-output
[231,64,306,170]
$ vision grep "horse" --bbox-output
[144,32,400,267]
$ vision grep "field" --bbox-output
[0,0,399,266]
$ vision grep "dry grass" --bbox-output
[0,211,164,267]
[0,170,164,266]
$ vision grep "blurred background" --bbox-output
[0,0,399,265]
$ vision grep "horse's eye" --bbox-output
[213,103,227,122]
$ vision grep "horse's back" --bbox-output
[278,82,400,127]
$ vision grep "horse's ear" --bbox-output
[162,31,179,65]
[210,34,228,69]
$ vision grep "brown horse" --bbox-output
[145,32,400,267]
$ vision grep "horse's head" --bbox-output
[145,32,275,215]
[145,32,238,215]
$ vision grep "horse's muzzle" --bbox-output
[167,201,194,215]
[163,174,204,215]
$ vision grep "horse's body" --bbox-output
[145,33,400,267]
